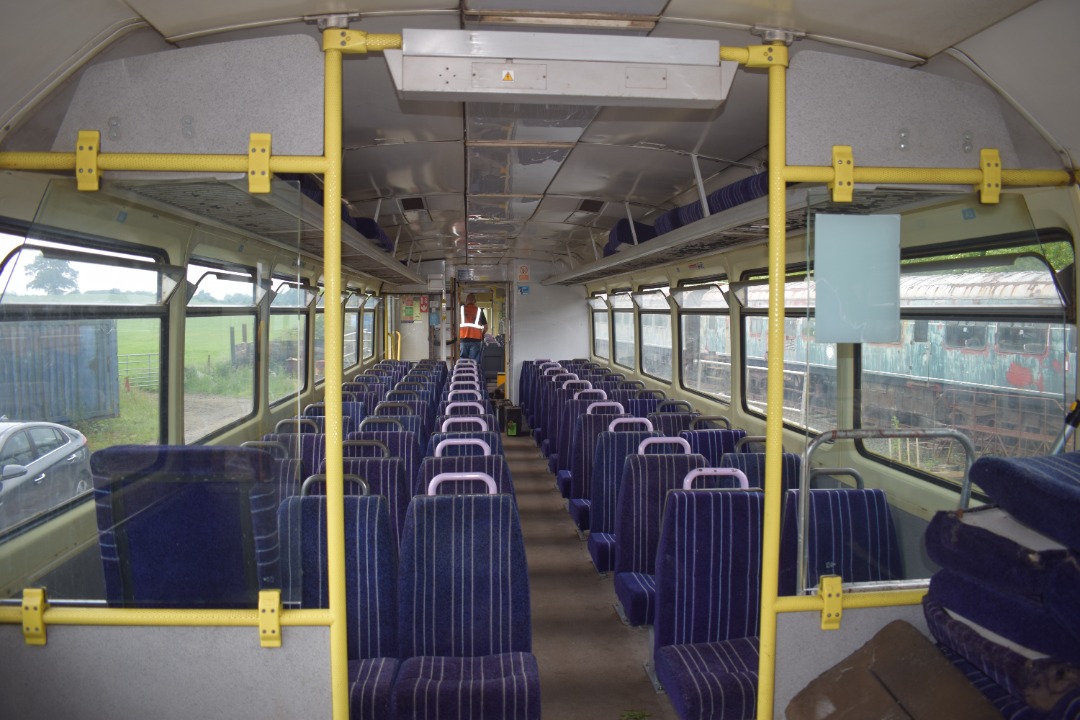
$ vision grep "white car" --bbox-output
[0,421,91,531]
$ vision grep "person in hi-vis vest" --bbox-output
[459,293,487,362]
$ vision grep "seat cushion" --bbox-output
[588,532,616,574]
[613,571,656,626]
[392,653,540,720]
[568,498,590,532]
[349,657,398,720]
[654,638,759,720]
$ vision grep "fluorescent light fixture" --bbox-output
[385,29,736,108]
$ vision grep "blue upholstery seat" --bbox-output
[425,431,503,459]
[417,454,514,497]
[92,445,276,607]
[345,431,422,499]
[778,488,903,596]
[679,429,747,467]
[277,494,398,720]
[553,396,616,497]
[627,394,665,418]
[718,452,801,492]
[653,489,765,720]
[313,456,409,551]
[304,400,367,431]
[612,449,709,625]
[586,427,659,574]
[565,407,628,530]
[433,414,499,435]
[374,400,432,441]
[394,494,539,720]
[647,412,700,437]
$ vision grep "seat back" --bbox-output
[719,452,801,492]
[344,431,421,494]
[778,488,903,595]
[567,409,629,500]
[613,452,709,575]
[654,489,764,651]
[92,445,275,607]
[589,429,660,535]
[397,494,531,657]
[313,456,410,551]
[277,495,397,660]
[647,412,699,437]
[678,429,747,466]
[425,430,503,458]
[417,454,514,496]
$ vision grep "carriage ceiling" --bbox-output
[3,0,1075,283]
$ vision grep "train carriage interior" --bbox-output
[1,1,1079,718]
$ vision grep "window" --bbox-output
[636,287,671,382]
[269,280,313,404]
[943,321,987,350]
[859,243,1075,478]
[609,292,635,369]
[184,262,259,442]
[362,294,379,360]
[314,290,327,383]
[589,295,609,359]
[0,230,172,533]
[675,281,731,403]
[740,273,837,432]
[344,293,362,369]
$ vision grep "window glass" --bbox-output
[0,241,180,305]
[860,253,1073,475]
[611,293,635,368]
[184,262,257,442]
[362,308,375,360]
[344,294,361,369]
[682,314,732,402]
[744,314,837,432]
[589,295,609,359]
[268,313,306,403]
[638,289,671,382]
[183,315,255,442]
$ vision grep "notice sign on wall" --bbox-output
[401,295,416,323]
[517,264,530,282]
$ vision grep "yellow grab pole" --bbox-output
[0,605,332,627]
[757,44,789,720]
[321,31,349,720]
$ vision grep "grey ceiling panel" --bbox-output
[342,143,464,202]
[548,144,726,206]
[467,102,598,143]
[464,0,667,14]
[467,145,570,195]
[661,0,1037,59]
[580,69,768,159]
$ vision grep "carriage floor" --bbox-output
[504,434,680,720]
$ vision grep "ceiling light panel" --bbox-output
[386,29,736,108]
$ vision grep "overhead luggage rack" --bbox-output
[544,186,957,286]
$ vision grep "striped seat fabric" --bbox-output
[91,445,277,607]
[653,489,765,720]
[276,495,398,720]
[394,494,540,720]
[612,452,709,626]
[777,488,903,595]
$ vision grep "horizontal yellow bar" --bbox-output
[784,164,1074,187]
[0,606,331,627]
[774,587,927,614]
[720,47,750,64]
[0,152,327,176]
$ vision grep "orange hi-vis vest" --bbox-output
[459,304,484,340]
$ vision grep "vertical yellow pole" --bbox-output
[321,35,349,720]
[757,44,789,720]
